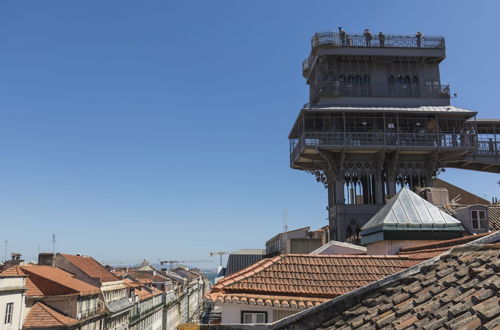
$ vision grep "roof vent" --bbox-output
[76,253,82,257]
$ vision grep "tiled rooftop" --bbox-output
[400,233,493,253]
[208,254,410,309]
[23,302,78,328]
[314,244,500,330]
[123,278,142,288]
[489,206,500,231]
[126,270,170,283]
[135,286,163,301]
[396,233,493,268]
[60,254,119,283]
[0,266,26,277]
[3,265,99,296]
[173,267,200,281]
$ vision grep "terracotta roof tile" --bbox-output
[23,302,78,328]
[123,278,142,288]
[397,233,495,267]
[20,265,100,296]
[135,286,163,301]
[126,270,169,283]
[208,254,410,309]
[257,236,500,330]
[398,232,492,253]
[489,207,500,231]
[60,254,118,283]
[312,244,500,330]
[0,265,27,277]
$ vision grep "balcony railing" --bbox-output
[312,31,445,49]
[312,83,450,99]
[290,132,477,161]
[474,140,500,156]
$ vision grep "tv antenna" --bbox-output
[282,209,288,254]
[52,234,56,255]
[3,240,7,263]
[283,209,288,233]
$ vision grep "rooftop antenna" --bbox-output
[3,240,7,263]
[51,234,56,267]
[282,209,288,254]
[283,209,288,233]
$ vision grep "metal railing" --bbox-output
[291,131,477,156]
[312,31,445,49]
[474,140,500,156]
[312,83,450,99]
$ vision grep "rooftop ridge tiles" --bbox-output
[279,253,407,259]
[0,265,27,277]
[399,232,493,252]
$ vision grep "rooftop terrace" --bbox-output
[311,31,445,50]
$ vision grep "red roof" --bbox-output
[0,265,27,277]
[24,265,99,296]
[397,232,493,267]
[23,302,78,328]
[135,286,163,301]
[60,254,118,283]
[208,254,410,309]
[5,265,100,297]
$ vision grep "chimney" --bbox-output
[420,187,449,206]
[38,253,55,266]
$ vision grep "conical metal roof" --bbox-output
[361,187,464,237]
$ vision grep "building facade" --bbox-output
[0,273,25,330]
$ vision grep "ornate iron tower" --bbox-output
[289,30,500,242]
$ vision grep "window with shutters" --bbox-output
[4,302,13,325]
[471,210,487,229]
[241,311,267,324]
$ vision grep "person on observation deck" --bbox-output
[416,32,423,48]
[338,27,347,46]
[378,32,385,47]
[364,28,372,46]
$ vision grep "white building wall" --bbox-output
[0,277,25,330]
[217,303,300,324]
[164,302,181,330]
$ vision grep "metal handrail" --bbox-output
[312,83,450,99]
[312,31,445,49]
[474,140,500,156]
[291,132,477,151]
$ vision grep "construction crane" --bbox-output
[159,260,210,271]
[209,251,228,267]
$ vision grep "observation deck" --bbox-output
[289,107,500,174]
[303,31,446,78]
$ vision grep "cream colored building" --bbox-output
[0,273,25,330]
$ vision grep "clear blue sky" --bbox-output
[1,1,499,267]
